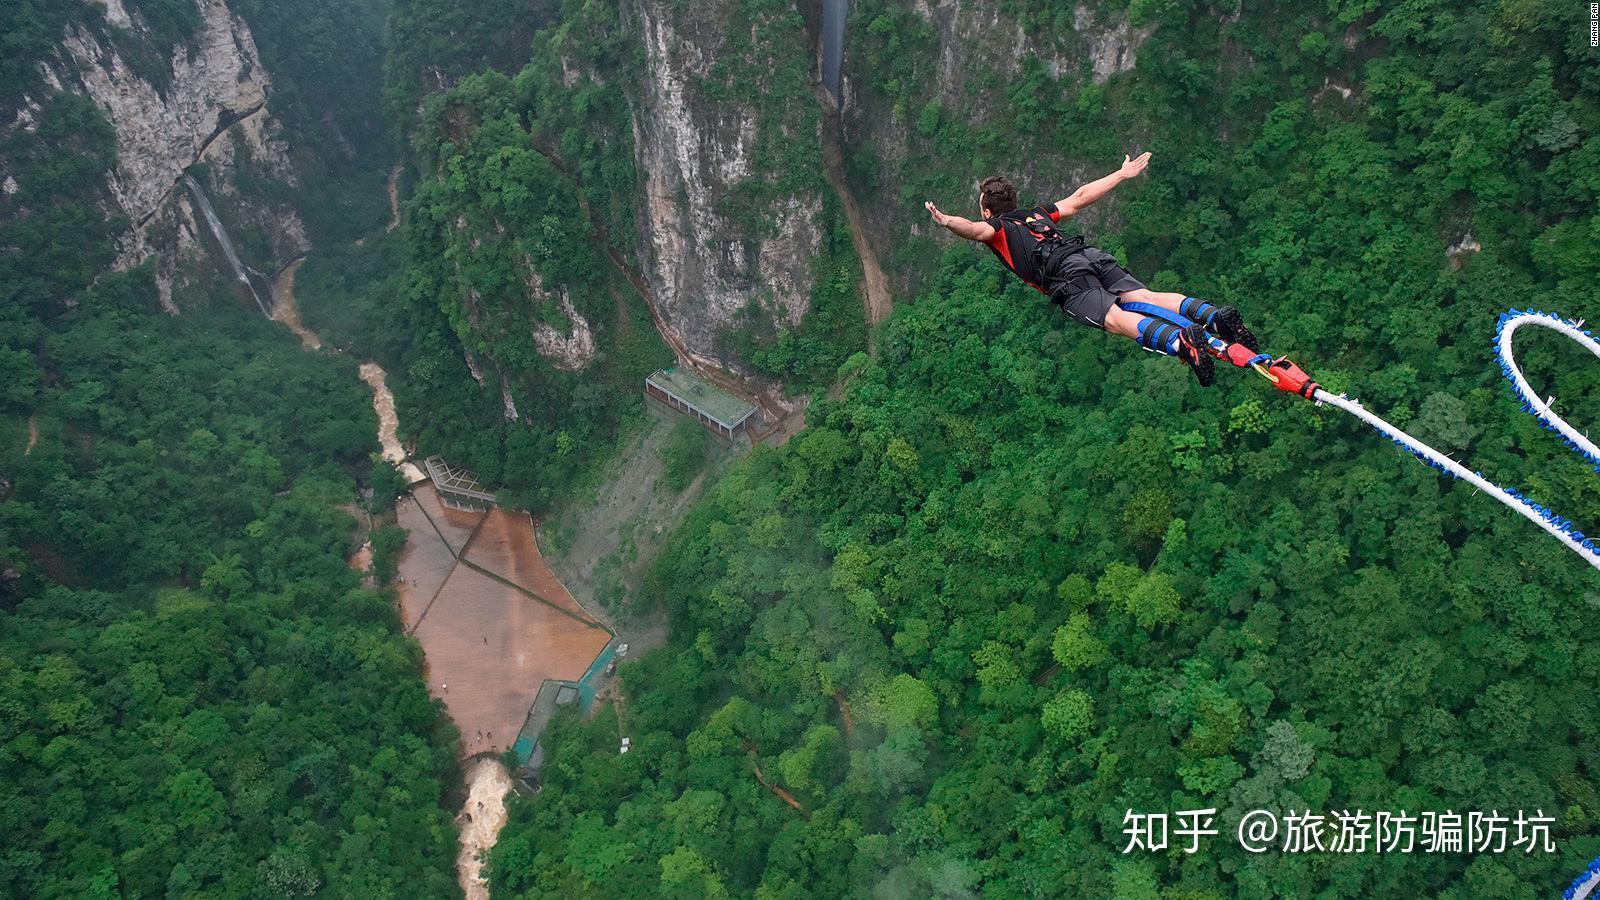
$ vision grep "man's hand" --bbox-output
[924,201,995,242]
[1058,151,1152,217]
[1119,151,1151,180]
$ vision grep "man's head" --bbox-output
[978,176,1017,218]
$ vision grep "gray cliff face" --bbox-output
[23,0,307,309]
[1072,4,1155,86]
[608,0,1153,368]
[893,1,1151,123]
[625,0,824,371]
[615,0,1149,367]
[526,273,598,373]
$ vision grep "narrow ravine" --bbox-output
[270,259,319,350]
[821,112,891,355]
[359,363,426,484]
[386,163,402,233]
[812,1,889,354]
[268,219,500,897]
[269,258,423,483]
[455,757,513,900]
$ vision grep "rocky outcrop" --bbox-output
[1447,232,1481,270]
[901,1,1150,116]
[529,289,598,372]
[499,375,521,422]
[615,0,1152,358]
[1073,4,1153,84]
[27,0,307,307]
[626,0,824,369]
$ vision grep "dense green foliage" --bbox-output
[661,419,709,493]
[0,1,201,102]
[488,0,1600,896]
[230,0,395,244]
[0,93,120,323]
[383,0,546,133]
[2,2,462,894]
[294,229,414,363]
[0,272,461,897]
[492,261,1600,897]
[10,0,1600,894]
[371,0,672,513]
[0,3,92,101]
[731,196,869,392]
[381,0,865,395]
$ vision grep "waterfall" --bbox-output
[183,173,272,317]
[821,0,846,102]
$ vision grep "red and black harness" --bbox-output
[985,207,1085,299]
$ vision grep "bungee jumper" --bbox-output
[931,159,1600,893]
[924,151,1260,386]
[926,157,1600,578]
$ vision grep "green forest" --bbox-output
[0,278,461,897]
[0,2,460,896]
[3,0,1600,896]
[483,1,1600,898]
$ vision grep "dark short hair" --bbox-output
[979,176,1017,215]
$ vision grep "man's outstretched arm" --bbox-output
[1055,151,1151,218]
[925,201,995,242]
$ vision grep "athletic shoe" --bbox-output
[1176,324,1216,387]
[1209,306,1259,351]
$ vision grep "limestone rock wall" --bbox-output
[11,0,308,309]
[625,0,825,370]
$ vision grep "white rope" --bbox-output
[1285,310,1600,895]
[1307,310,1600,574]
[1495,312,1600,462]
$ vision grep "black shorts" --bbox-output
[1040,245,1146,329]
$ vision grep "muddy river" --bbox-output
[270,257,511,895]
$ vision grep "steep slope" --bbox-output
[1,0,388,311]
[7,0,299,307]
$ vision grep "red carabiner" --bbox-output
[1221,343,1262,368]
[1258,356,1319,400]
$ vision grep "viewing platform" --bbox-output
[423,456,497,512]
[645,367,757,440]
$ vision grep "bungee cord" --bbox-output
[1236,310,1600,895]
[1249,309,1600,573]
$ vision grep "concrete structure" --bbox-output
[423,456,497,511]
[645,367,757,439]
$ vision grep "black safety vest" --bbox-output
[983,205,1085,291]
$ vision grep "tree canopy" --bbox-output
[485,0,1600,896]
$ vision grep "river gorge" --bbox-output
[262,232,513,898]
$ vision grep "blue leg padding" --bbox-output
[1135,318,1180,355]
[1118,300,1195,328]
[1180,297,1220,327]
